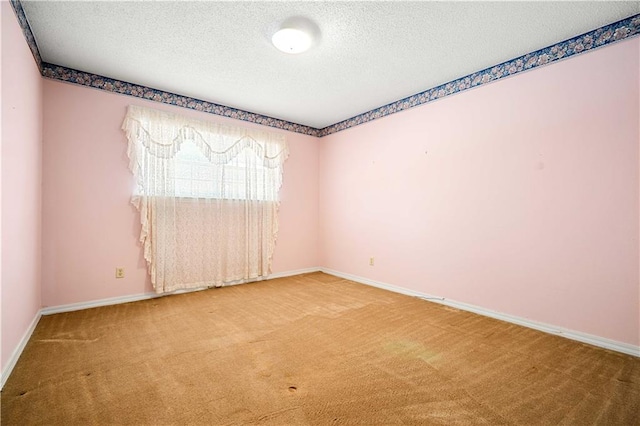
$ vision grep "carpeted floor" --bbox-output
[2,272,639,425]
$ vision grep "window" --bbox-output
[173,138,282,201]
[123,105,288,294]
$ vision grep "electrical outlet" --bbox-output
[115,268,125,279]
[369,257,375,266]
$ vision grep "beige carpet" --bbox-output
[2,272,639,425]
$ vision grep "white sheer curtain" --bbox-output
[122,105,288,294]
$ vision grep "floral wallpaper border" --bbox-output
[319,13,640,137]
[9,0,639,138]
[9,0,42,70]
[41,63,322,137]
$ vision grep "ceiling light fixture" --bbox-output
[271,16,319,55]
[272,27,312,54]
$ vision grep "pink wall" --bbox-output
[41,80,318,307]
[1,1,4,371]
[319,38,640,346]
[1,2,43,371]
[6,3,639,356]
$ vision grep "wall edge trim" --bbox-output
[3,266,636,390]
[10,0,638,137]
[1,311,42,390]
[266,267,321,279]
[320,268,640,358]
[319,14,640,136]
[41,64,322,137]
[40,292,160,316]
[8,0,43,71]
[40,267,322,316]
[0,268,320,388]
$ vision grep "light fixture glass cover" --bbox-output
[272,27,313,54]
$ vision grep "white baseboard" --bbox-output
[40,292,160,315]
[1,267,321,390]
[5,265,634,392]
[1,310,41,390]
[268,267,321,279]
[40,267,321,316]
[320,268,640,358]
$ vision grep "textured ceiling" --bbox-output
[21,1,640,129]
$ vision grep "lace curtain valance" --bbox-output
[122,105,288,294]
[123,105,288,197]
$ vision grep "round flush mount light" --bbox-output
[272,28,313,54]
[271,16,320,54]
